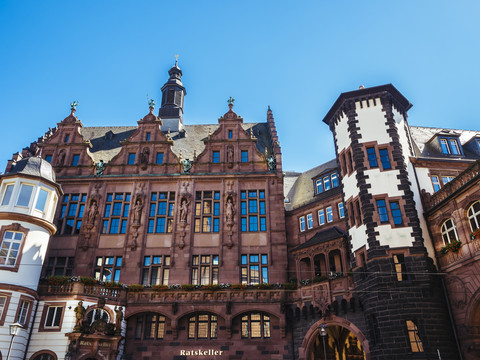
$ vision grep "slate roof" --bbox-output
[79,123,271,163]
[7,156,56,183]
[292,226,345,251]
[409,125,480,160]
[283,158,339,211]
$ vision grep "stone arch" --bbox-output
[298,315,370,360]
[29,350,57,360]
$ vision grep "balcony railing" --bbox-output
[423,160,480,212]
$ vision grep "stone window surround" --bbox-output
[361,141,397,172]
[438,136,463,156]
[57,193,87,235]
[29,350,58,360]
[339,147,355,177]
[0,223,29,272]
[38,302,67,332]
[345,196,362,228]
[15,294,34,330]
[371,194,408,229]
[0,291,12,326]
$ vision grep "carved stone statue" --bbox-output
[94,160,106,176]
[225,197,235,223]
[114,306,123,334]
[87,200,98,226]
[267,155,276,172]
[227,146,234,167]
[57,150,66,166]
[74,301,85,330]
[179,197,190,223]
[140,147,150,167]
[181,158,192,174]
[132,198,143,225]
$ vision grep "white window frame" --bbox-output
[431,175,441,192]
[16,183,34,207]
[468,201,480,231]
[306,213,313,229]
[318,209,325,225]
[441,219,458,245]
[0,295,7,319]
[326,206,333,223]
[44,305,63,328]
[0,231,24,267]
[1,183,15,206]
[338,203,345,218]
[299,216,305,232]
[34,187,50,213]
[17,300,30,325]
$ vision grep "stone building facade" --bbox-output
[0,65,479,360]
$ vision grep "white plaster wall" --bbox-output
[0,291,36,360]
[335,113,350,153]
[350,224,368,252]
[377,225,416,247]
[364,169,403,197]
[342,172,359,201]
[0,220,50,291]
[355,99,391,145]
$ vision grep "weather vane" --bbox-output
[227,97,235,106]
[147,94,155,108]
[70,100,79,110]
[175,54,179,66]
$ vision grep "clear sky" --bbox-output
[1,1,479,173]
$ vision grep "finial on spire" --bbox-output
[175,54,179,66]
[70,100,79,113]
[148,97,156,111]
[227,97,235,106]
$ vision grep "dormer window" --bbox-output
[314,171,339,195]
[439,137,462,155]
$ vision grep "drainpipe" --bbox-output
[23,300,39,360]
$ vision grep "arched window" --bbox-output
[134,312,166,340]
[32,353,56,360]
[241,313,270,339]
[188,313,217,339]
[406,320,424,353]
[468,201,480,231]
[441,219,458,245]
[86,308,110,325]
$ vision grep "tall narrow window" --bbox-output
[366,147,378,168]
[135,313,165,340]
[1,184,14,205]
[142,256,170,285]
[241,150,248,162]
[240,190,266,232]
[146,132,151,141]
[306,213,313,229]
[347,151,353,172]
[94,256,122,282]
[390,201,402,225]
[228,130,233,139]
[299,216,305,232]
[441,219,458,245]
[194,191,220,233]
[326,206,333,222]
[148,192,175,234]
[0,231,23,266]
[406,320,424,352]
[355,200,362,224]
[45,257,74,276]
[315,178,323,194]
[393,254,407,281]
[58,193,87,235]
[156,152,164,164]
[431,175,441,192]
[241,254,268,284]
[318,209,325,225]
[0,295,7,319]
[468,201,480,231]
[35,188,49,212]
[72,154,80,166]
[449,138,461,154]
[102,193,130,234]
[338,203,345,218]
[17,299,31,325]
[212,151,220,163]
[241,313,270,339]
[379,149,391,170]
[45,154,52,163]
[128,153,136,165]
[376,199,389,223]
[191,255,219,285]
[64,134,70,143]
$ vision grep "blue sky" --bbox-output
[1,1,479,172]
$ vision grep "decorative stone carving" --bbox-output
[74,301,85,331]
[94,160,106,176]
[140,147,150,169]
[86,199,98,227]
[179,197,190,223]
[180,158,192,174]
[227,145,234,168]
[267,155,276,172]
[57,149,66,166]
[114,306,123,335]
[132,195,143,227]
[225,196,235,224]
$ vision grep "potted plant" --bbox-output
[46,275,71,286]
[471,228,480,240]
[441,240,462,254]
[127,284,144,292]
[151,284,169,292]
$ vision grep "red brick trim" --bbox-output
[38,301,67,332]
[0,291,12,326]
[0,223,30,272]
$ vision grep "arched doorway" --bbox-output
[310,324,365,360]
[299,317,370,360]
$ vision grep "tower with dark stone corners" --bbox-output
[158,60,186,132]
[322,85,459,359]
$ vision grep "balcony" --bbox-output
[438,237,480,270]
[423,160,480,212]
